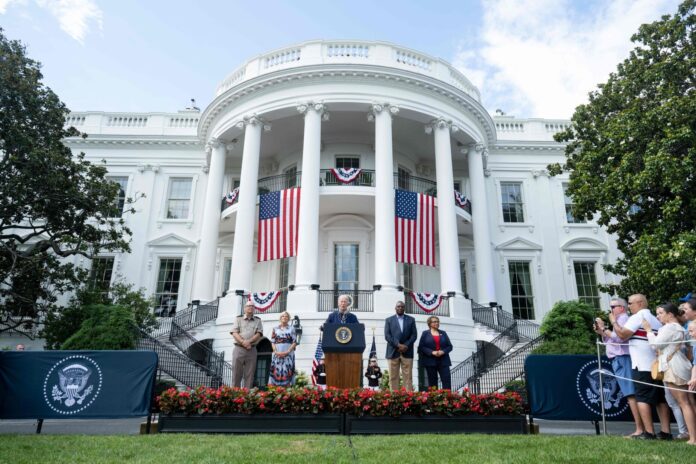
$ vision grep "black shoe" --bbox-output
[657,431,673,440]
[632,432,657,440]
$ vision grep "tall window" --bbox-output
[88,257,114,293]
[107,176,128,216]
[459,260,468,295]
[222,257,232,296]
[166,178,192,219]
[397,166,411,190]
[401,263,413,291]
[508,261,535,319]
[155,258,182,316]
[284,166,298,188]
[500,182,525,223]
[334,244,359,292]
[335,156,360,169]
[574,261,600,309]
[278,258,290,311]
[563,184,584,223]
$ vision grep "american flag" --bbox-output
[311,335,324,385]
[368,333,377,360]
[257,188,301,262]
[395,189,436,267]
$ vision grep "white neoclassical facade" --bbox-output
[6,41,621,379]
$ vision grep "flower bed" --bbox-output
[157,387,526,434]
[158,386,524,417]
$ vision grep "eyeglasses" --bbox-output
[610,305,623,309]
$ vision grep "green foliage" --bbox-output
[295,370,309,387]
[41,283,155,350]
[534,301,600,355]
[549,1,696,303]
[0,28,136,337]
[62,304,138,350]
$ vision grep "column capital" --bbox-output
[367,103,399,122]
[235,115,271,132]
[424,118,459,135]
[297,102,330,122]
[206,137,236,154]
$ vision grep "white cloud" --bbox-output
[0,0,26,14]
[454,0,680,118]
[36,0,102,44]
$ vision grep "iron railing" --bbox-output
[320,169,375,187]
[136,329,225,388]
[403,293,451,317]
[169,319,233,385]
[394,174,437,196]
[474,335,545,393]
[258,172,302,194]
[172,299,219,332]
[318,290,374,312]
[472,302,540,341]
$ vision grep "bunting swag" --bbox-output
[330,168,362,183]
[225,187,240,205]
[258,188,301,262]
[249,291,281,312]
[410,292,443,312]
[395,189,436,267]
[454,191,471,210]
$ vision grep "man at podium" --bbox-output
[323,294,359,325]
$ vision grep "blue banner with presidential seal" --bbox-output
[0,351,158,419]
[525,354,633,421]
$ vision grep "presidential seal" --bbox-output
[335,326,353,344]
[43,355,103,415]
[575,359,628,417]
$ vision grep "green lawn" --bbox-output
[2,434,694,464]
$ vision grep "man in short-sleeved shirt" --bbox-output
[231,302,263,388]
[611,294,671,440]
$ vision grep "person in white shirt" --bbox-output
[611,293,672,440]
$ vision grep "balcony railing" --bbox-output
[318,290,374,312]
[394,174,437,196]
[258,173,302,194]
[403,293,450,317]
[320,169,375,187]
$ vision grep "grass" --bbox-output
[2,434,695,464]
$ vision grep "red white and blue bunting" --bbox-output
[249,291,281,312]
[410,292,443,313]
[330,168,362,184]
[225,187,240,205]
[454,191,471,210]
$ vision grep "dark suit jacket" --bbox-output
[324,310,359,325]
[418,330,453,367]
[384,314,417,359]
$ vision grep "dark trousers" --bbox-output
[425,362,451,390]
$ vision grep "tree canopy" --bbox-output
[0,29,134,336]
[549,1,696,303]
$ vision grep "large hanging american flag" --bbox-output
[395,189,436,267]
[257,188,301,262]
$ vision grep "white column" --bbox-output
[430,119,462,295]
[372,104,399,290]
[218,116,266,316]
[467,143,496,304]
[370,104,403,313]
[191,138,230,302]
[293,103,325,289]
[287,103,325,314]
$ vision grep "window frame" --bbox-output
[507,260,536,320]
[159,174,198,225]
[499,180,526,224]
[106,175,130,217]
[88,256,115,294]
[573,261,601,310]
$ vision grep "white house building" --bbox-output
[6,41,620,388]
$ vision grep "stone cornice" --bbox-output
[199,63,496,146]
[491,142,566,152]
[64,136,203,147]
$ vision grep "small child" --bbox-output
[364,358,382,390]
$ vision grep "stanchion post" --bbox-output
[596,338,607,435]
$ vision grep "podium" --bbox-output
[322,323,366,388]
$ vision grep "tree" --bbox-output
[549,1,696,303]
[533,301,600,355]
[0,29,135,336]
[61,304,138,350]
[41,283,156,350]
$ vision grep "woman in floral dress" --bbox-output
[268,311,297,386]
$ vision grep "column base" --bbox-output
[449,295,473,322]
[286,289,319,314]
[373,289,404,314]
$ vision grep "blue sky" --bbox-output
[0,0,681,118]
